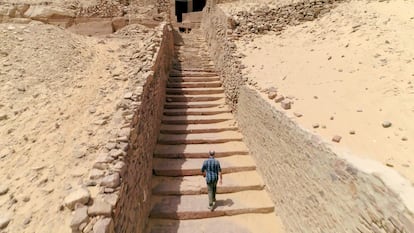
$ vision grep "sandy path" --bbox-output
[237,0,414,182]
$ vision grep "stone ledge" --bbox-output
[64,22,172,233]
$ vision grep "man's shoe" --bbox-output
[208,205,213,211]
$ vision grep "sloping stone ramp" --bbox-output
[146,31,285,233]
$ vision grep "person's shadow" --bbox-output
[213,198,234,211]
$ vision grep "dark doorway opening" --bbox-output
[175,0,207,22]
[175,1,187,22]
[193,0,206,12]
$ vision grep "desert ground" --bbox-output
[0,21,154,232]
[1,0,414,232]
[236,0,414,183]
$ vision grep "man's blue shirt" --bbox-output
[201,157,221,184]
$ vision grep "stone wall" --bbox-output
[236,86,414,233]
[63,23,172,233]
[113,23,173,233]
[227,0,344,38]
[201,0,346,110]
[201,0,245,110]
[201,1,414,232]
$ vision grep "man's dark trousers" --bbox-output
[207,181,218,206]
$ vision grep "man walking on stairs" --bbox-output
[201,150,222,211]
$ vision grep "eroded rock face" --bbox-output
[24,5,75,19]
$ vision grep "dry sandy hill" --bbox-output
[0,21,154,232]
[236,0,414,182]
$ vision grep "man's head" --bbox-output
[209,150,215,157]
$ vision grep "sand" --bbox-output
[237,0,414,182]
[0,21,151,232]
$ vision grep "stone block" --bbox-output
[332,135,342,143]
[112,17,128,32]
[88,200,113,217]
[274,95,285,103]
[281,100,291,110]
[64,188,90,210]
[100,173,120,188]
[93,218,113,233]
[68,20,113,36]
[70,206,89,231]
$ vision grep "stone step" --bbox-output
[150,190,274,220]
[154,141,249,158]
[174,44,206,48]
[174,63,214,68]
[163,107,230,116]
[164,100,225,109]
[162,113,233,124]
[167,81,222,88]
[169,76,220,83]
[152,171,264,195]
[153,155,256,176]
[158,131,243,145]
[166,87,224,95]
[174,46,209,50]
[174,58,212,63]
[160,122,238,134]
[174,49,209,53]
[147,213,285,233]
[166,94,224,102]
[173,58,212,62]
[172,68,216,73]
[174,47,208,51]
[170,71,218,77]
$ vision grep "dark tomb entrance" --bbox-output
[175,0,188,22]
[193,0,206,12]
[175,0,207,22]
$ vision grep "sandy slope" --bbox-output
[237,0,414,182]
[0,21,150,232]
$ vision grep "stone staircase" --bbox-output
[146,31,284,233]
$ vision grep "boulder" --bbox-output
[100,173,120,188]
[88,200,113,217]
[64,188,91,210]
[93,218,113,233]
[112,17,128,31]
[70,206,89,231]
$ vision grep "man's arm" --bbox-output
[218,162,222,185]
[219,171,222,185]
[201,161,206,177]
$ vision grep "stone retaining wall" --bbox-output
[113,23,173,233]
[63,23,173,233]
[201,0,346,110]
[236,86,414,233]
[226,0,344,38]
[201,1,414,232]
[201,0,244,110]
